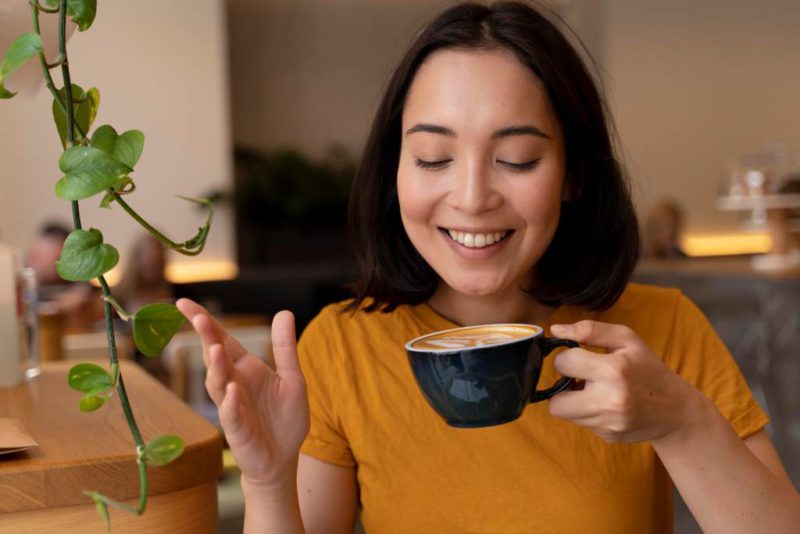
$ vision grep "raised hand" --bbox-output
[547,320,700,444]
[176,299,309,489]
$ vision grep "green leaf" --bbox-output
[55,146,132,200]
[143,435,184,466]
[79,394,107,412]
[45,0,98,32]
[132,303,186,358]
[95,499,110,534]
[52,85,100,147]
[0,33,44,99]
[82,491,112,533]
[68,362,113,393]
[91,125,145,169]
[56,228,119,281]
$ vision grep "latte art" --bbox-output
[410,324,539,351]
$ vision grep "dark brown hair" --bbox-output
[348,1,640,312]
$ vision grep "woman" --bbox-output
[177,2,799,532]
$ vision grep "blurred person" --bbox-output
[115,232,172,313]
[645,199,688,259]
[26,222,70,292]
[25,221,96,330]
[116,232,173,384]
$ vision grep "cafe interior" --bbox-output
[0,0,798,532]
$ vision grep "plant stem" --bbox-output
[35,1,59,14]
[112,193,210,256]
[56,0,148,515]
[58,1,74,148]
[103,294,132,321]
[30,3,61,106]
[30,2,87,141]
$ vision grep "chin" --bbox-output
[445,275,506,298]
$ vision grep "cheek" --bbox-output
[397,167,437,224]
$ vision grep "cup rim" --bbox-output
[405,323,543,353]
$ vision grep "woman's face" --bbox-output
[397,48,566,297]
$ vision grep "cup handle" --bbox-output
[530,338,578,403]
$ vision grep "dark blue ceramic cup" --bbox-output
[406,324,578,428]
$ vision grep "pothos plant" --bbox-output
[1,1,213,530]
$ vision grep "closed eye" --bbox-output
[499,159,541,172]
[414,158,452,170]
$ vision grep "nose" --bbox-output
[447,160,503,215]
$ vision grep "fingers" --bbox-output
[177,298,247,362]
[547,389,594,421]
[205,343,232,405]
[270,310,305,383]
[219,382,243,434]
[550,320,637,352]
[552,347,611,381]
[175,298,208,321]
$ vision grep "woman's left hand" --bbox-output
[547,320,702,444]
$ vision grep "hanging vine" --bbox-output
[1,1,214,530]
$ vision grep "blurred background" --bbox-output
[0,1,797,532]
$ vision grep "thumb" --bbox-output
[271,310,305,382]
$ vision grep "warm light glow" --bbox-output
[90,260,238,287]
[165,260,238,283]
[681,233,772,257]
[90,265,122,288]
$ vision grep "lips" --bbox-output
[444,229,512,249]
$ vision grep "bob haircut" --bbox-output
[348,1,640,312]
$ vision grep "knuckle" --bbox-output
[605,354,633,381]
[617,324,634,338]
[576,320,597,339]
[607,390,632,414]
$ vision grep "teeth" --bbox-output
[446,230,509,249]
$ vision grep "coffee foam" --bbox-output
[409,324,539,351]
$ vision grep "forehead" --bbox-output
[402,48,558,133]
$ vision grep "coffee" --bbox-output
[409,324,540,351]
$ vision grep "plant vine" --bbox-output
[1,1,214,530]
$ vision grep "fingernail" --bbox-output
[551,324,570,334]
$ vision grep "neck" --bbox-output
[428,281,557,327]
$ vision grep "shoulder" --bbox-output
[302,298,404,333]
[594,282,684,323]
[299,298,417,349]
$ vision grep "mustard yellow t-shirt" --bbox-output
[297,283,769,533]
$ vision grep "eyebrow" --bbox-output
[405,123,551,140]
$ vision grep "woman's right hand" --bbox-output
[176,299,309,490]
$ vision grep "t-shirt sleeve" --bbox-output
[297,308,356,467]
[667,293,769,439]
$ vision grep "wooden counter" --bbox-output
[0,360,223,533]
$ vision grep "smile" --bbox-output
[443,229,512,249]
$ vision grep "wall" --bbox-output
[603,0,800,234]
[227,0,800,241]
[0,1,234,282]
[227,0,445,159]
